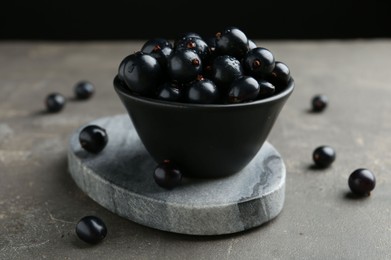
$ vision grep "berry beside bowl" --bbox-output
[113,26,295,179]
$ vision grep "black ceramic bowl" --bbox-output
[114,76,295,178]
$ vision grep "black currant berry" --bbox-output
[167,49,202,84]
[140,38,172,53]
[148,45,173,72]
[74,80,95,100]
[76,215,107,245]
[257,79,275,99]
[311,94,328,112]
[215,26,249,59]
[209,55,243,92]
[248,39,257,50]
[243,47,275,79]
[45,92,66,113]
[348,168,376,196]
[204,35,217,51]
[156,81,183,102]
[175,37,211,61]
[153,160,183,190]
[119,51,164,96]
[267,61,291,91]
[185,76,220,104]
[174,32,202,47]
[312,145,336,168]
[227,76,260,103]
[79,125,108,154]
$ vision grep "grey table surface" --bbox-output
[1,39,390,260]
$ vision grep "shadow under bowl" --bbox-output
[114,77,295,178]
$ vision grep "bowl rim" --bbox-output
[114,76,295,109]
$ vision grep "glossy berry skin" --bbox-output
[215,26,249,59]
[185,77,220,104]
[153,160,182,190]
[74,80,95,100]
[257,79,275,99]
[312,145,336,168]
[348,168,376,196]
[243,47,275,79]
[209,55,243,92]
[79,125,108,154]
[141,38,172,53]
[76,215,107,244]
[248,39,257,50]
[175,37,211,61]
[204,35,217,51]
[167,49,202,84]
[174,32,202,47]
[311,94,328,112]
[119,51,164,96]
[45,92,66,113]
[267,61,291,91]
[227,76,260,103]
[149,45,173,71]
[156,81,183,102]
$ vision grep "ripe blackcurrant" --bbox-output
[209,55,243,92]
[79,125,108,154]
[74,80,95,100]
[45,92,66,113]
[141,38,172,53]
[75,215,107,244]
[185,76,220,104]
[243,47,275,79]
[167,49,202,84]
[348,168,376,196]
[153,160,182,190]
[227,76,260,103]
[257,79,276,99]
[156,81,183,102]
[311,94,328,112]
[119,51,164,96]
[267,61,291,91]
[312,145,336,168]
[215,26,249,59]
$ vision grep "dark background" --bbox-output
[1,0,390,40]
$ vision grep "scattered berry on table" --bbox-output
[75,215,107,244]
[45,92,66,113]
[74,80,95,100]
[153,160,183,190]
[311,94,328,112]
[79,125,108,154]
[348,168,376,196]
[312,145,336,168]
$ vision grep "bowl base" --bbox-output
[68,114,286,235]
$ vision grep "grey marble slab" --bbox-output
[68,114,286,235]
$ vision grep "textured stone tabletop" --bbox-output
[1,40,391,259]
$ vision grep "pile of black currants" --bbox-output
[115,26,292,104]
